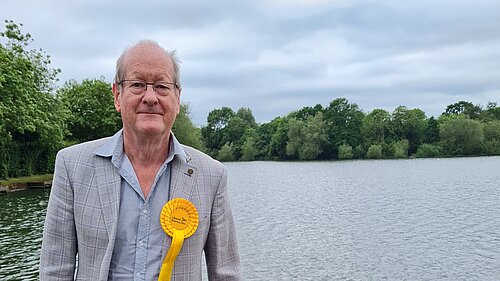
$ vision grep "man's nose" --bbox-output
[142,85,158,104]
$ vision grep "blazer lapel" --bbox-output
[162,154,197,260]
[169,156,197,201]
[94,156,121,238]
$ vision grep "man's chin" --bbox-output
[133,123,168,136]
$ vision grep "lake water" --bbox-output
[1,157,499,280]
[0,187,48,280]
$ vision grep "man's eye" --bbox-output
[155,83,170,90]
[130,82,145,88]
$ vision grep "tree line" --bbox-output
[203,100,500,162]
[1,20,499,178]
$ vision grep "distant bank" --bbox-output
[0,174,52,194]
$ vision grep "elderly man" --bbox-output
[40,40,242,280]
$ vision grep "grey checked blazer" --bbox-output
[40,137,242,280]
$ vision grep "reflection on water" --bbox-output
[1,157,500,280]
[226,157,500,280]
[0,189,49,280]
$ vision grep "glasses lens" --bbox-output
[123,80,175,95]
[129,81,146,94]
[154,82,173,96]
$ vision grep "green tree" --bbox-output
[201,107,235,155]
[439,116,484,156]
[338,144,353,160]
[443,101,482,119]
[286,118,304,159]
[223,107,257,159]
[323,98,364,158]
[414,144,443,158]
[0,20,63,177]
[288,104,323,121]
[57,78,121,142]
[391,139,409,158]
[424,117,440,144]
[481,102,500,121]
[300,112,328,160]
[286,113,328,160]
[366,144,383,159]
[240,129,258,161]
[362,109,390,144]
[268,117,290,159]
[172,103,203,150]
[482,120,500,155]
[235,107,257,128]
[218,143,236,162]
[353,145,366,159]
[253,120,278,160]
[390,106,427,155]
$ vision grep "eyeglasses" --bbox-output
[118,80,178,96]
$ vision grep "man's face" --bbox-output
[112,45,180,139]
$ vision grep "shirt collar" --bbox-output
[95,129,187,164]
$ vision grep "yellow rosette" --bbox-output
[158,198,199,281]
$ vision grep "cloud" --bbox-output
[1,0,499,125]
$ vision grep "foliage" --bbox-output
[240,129,260,161]
[424,117,440,144]
[338,144,353,160]
[0,20,63,178]
[443,101,482,119]
[0,173,53,185]
[390,106,426,155]
[268,117,289,160]
[482,102,500,121]
[201,106,257,159]
[201,106,235,155]
[390,139,409,158]
[366,144,383,159]
[323,98,364,158]
[286,112,328,160]
[241,132,258,161]
[252,121,277,160]
[482,120,500,155]
[300,112,328,160]
[57,78,121,142]
[353,145,366,159]
[362,109,390,144]
[414,144,443,158]
[439,117,484,156]
[218,143,236,162]
[172,103,203,149]
[285,118,304,159]
[288,104,323,121]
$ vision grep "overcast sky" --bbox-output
[2,0,500,125]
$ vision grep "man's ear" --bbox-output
[112,83,121,112]
[176,88,182,115]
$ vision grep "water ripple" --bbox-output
[226,157,500,280]
[2,157,500,280]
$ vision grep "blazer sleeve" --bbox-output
[40,151,78,280]
[204,166,242,280]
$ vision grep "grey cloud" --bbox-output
[1,0,499,125]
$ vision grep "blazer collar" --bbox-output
[169,148,196,201]
[93,154,121,240]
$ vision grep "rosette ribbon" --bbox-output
[158,198,199,281]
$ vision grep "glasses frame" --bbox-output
[118,80,179,96]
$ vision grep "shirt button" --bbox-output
[142,208,148,214]
[136,272,141,277]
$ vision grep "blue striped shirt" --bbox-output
[96,130,186,281]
